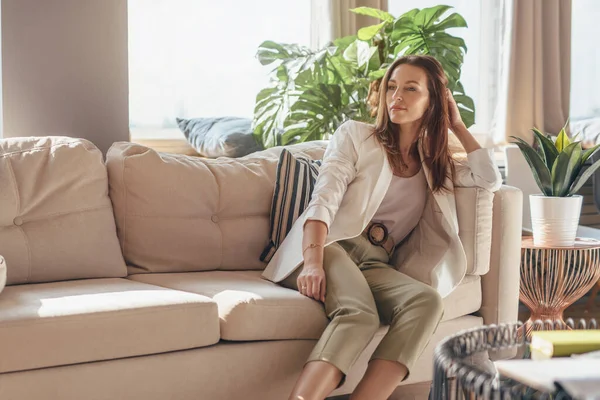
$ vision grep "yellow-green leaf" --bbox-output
[555,127,570,152]
[357,22,387,41]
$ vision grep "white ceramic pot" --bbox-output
[530,194,582,247]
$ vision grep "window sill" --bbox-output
[130,128,200,156]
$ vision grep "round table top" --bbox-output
[521,236,600,250]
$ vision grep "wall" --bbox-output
[1,0,129,155]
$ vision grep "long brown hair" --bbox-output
[371,55,453,193]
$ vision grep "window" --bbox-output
[128,0,311,139]
[388,0,502,135]
[570,0,600,124]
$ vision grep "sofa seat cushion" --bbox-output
[128,271,329,341]
[0,278,219,373]
[128,271,481,341]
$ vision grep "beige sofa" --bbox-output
[0,137,522,400]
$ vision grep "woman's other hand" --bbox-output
[297,263,326,302]
[446,89,465,132]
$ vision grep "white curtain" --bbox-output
[492,0,572,144]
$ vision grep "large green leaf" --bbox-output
[252,86,286,148]
[358,22,388,41]
[368,69,387,80]
[343,40,379,75]
[414,5,453,27]
[570,157,600,195]
[434,12,468,30]
[511,137,553,195]
[390,6,467,95]
[531,127,559,170]
[350,7,394,22]
[332,35,358,54]
[252,5,474,148]
[583,144,600,164]
[282,84,348,145]
[452,81,475,128]
[551,142,582,197]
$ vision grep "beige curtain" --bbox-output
[311,0,388,49]
[493,0,572,144]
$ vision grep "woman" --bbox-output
[262,55,502,400]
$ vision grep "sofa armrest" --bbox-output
[478,185,522,360]
[0,256,6,294]
[480,185,522,325]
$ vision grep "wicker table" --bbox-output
[520,237,600,337]
[432,319,598,399]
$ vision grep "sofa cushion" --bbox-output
[456,187,494,275]
[0,256,6,294]
[127,270,481,341]
[177,116,263,158]
[0,278,219,373]
[106,141,326,274]
[0,137,127,285]
[261,149,322,263]
[128,271,329,341]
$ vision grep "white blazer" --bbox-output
[261,120,502,298]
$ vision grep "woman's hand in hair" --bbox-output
[446,89,466,132]
[446,88,481,153]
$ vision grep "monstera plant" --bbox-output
[511,125,600,246]
[253,5,474,148]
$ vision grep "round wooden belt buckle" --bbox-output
[367,223,388,246]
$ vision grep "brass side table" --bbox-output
[520,237,600,337]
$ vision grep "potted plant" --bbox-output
[253,5,474,148]
[511,125,600,246]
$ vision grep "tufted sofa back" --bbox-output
[105,141,326,274]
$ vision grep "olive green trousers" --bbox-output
[280,234,444,380]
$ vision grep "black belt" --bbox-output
[362,221,395,255]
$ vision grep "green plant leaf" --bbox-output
[570,157,600,195]
[350,7,395,22]
[555,126,570,152]
[414,5,453,27]
[551,142,582,197]
[368,69,387,80]
[583,144,600,164]
[510,137,553,195]
[253,5,474,149]
[332,35,357,54]
[343,40,377,70]
[531,127,559,170]
[452,83,475,128]
[358,22,387,41]
[434,12,468,30]
[252,86,287,148]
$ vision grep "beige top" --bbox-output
[371,167,427,245]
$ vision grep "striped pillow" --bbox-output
[260,149,321,262]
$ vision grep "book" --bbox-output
[530,330,600,360]
[495,358,600,397]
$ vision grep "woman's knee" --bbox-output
[419,287,444,319]
[331,305,380,335]
[354,309,381,337]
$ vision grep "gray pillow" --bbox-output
[176,117,263,158]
